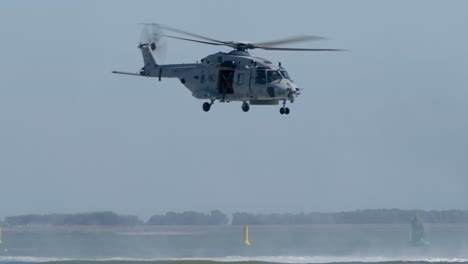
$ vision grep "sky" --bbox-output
[0,0,467,220]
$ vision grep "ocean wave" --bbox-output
[173,256,468,263]
[0,256,69,263]
[1,256,468,264]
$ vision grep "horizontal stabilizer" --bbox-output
[112,71,145,77]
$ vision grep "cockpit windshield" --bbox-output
[267,70,283,83]
[280,70,291,80]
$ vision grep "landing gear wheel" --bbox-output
[280,107,285,115]
[203,102,211,112]
[285,107,290,115]
[242,102,250,112]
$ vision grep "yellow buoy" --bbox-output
[243,224,250,246]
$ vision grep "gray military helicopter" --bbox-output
[113,24,341,114]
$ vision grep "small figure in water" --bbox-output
[409,216,430,246]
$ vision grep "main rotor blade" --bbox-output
[258,47,345,51]
[145,23,227,45]
[157,34,226,46]
[254,35,324,47]
[142,23,344,52]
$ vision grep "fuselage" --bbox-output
[114,43,301,114]
[158,50,299,103]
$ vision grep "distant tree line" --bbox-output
[3,211,142,226]
[146,210,229,225]
[1,210,229,226]
[3,209,468,226]
[231,209,468,225]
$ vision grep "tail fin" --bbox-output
[139,43,158,75]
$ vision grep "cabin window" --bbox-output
[237,73,244,85]
[255,70,266,84]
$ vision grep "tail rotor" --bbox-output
[140,24,167,63]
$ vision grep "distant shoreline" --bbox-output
[2,209,468,227]
[3,223,468,235]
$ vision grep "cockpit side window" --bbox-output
[255,70,266,84]
[267,70,283,83]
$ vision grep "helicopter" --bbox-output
[113,24,342,114]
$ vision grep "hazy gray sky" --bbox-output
[0,0,467,219]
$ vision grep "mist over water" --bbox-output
[1,224,468,263]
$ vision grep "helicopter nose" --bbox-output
[286,83,298,93]
[286,84,300,100]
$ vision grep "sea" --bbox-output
[1,224,467,264]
